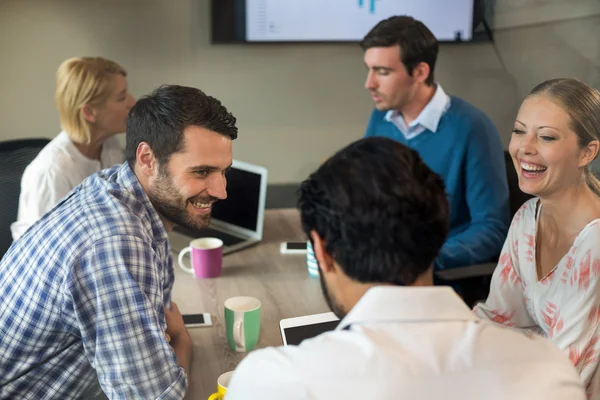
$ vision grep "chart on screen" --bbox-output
[245,0,475,42]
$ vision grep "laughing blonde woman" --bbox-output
[475,78,600,399]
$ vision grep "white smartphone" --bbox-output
[182,313,212,328]
[279,312,339,346]
[280,241,308,254]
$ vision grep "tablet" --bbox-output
[279,312,340,346]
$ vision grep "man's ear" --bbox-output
[310,230,335,274]
[136,142,158,177]
[411,62,431,85]
[81,104,97,124]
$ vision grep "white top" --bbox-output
[475,198,600,399]
[384,83,451,140]
[226,286,585,400]
[11,131,123,240]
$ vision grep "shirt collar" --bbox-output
[112,163,170,244]
[337,286,478,330]
[384,83,450,133]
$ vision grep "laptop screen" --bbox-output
[212,166,262,232]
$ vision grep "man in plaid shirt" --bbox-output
[0,85,238,399]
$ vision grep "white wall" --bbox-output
[0,0,599,183]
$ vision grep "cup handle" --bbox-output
[178,247,193,274]
[234,319,244,349]
[208,393,223,400]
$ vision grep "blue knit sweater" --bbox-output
[365,96,510,270]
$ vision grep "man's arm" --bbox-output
[435,116,510,270]
[164,302,193,383]
[67,235,187,399]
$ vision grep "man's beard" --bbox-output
[147,168,217,231]
[318,264,347,320]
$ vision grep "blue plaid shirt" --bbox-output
[0,163,186,399]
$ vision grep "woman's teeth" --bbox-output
[520,161,547,172]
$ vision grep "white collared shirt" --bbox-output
[385,83,451,140]
[226,286,585,400]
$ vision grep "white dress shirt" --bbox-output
[11,131,123,240]
[226,286,585,400]
[384,83,451,140]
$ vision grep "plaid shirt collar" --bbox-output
[113,162,170,245]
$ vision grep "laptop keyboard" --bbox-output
[173,226,246,247]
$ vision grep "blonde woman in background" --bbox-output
[474,78,600,399]
[11,57,135,240]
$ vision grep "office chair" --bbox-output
[435,150,533,307]
[0,138,50,259]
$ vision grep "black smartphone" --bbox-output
[182,313,212,328]
[280,241,308,254]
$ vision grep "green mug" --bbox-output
[224,296,261,352]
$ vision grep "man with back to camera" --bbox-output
[0,85,237,399]
[225,137,585,399]
[362,16,510,271]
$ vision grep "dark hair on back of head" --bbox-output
[298,137,449,285]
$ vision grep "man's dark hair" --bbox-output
[125,85,238,167]
[298,137,449,285]
[360,15,438,86]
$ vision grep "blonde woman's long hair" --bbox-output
[55,57,127,144]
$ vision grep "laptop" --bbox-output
[168,159,268,255]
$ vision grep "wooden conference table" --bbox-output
[171,209,330,399]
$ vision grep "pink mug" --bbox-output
[178,238,223,278]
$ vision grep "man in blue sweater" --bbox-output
[362,16,510,270]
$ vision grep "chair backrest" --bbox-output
[0,138,50,258]
[504,150,533,217]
